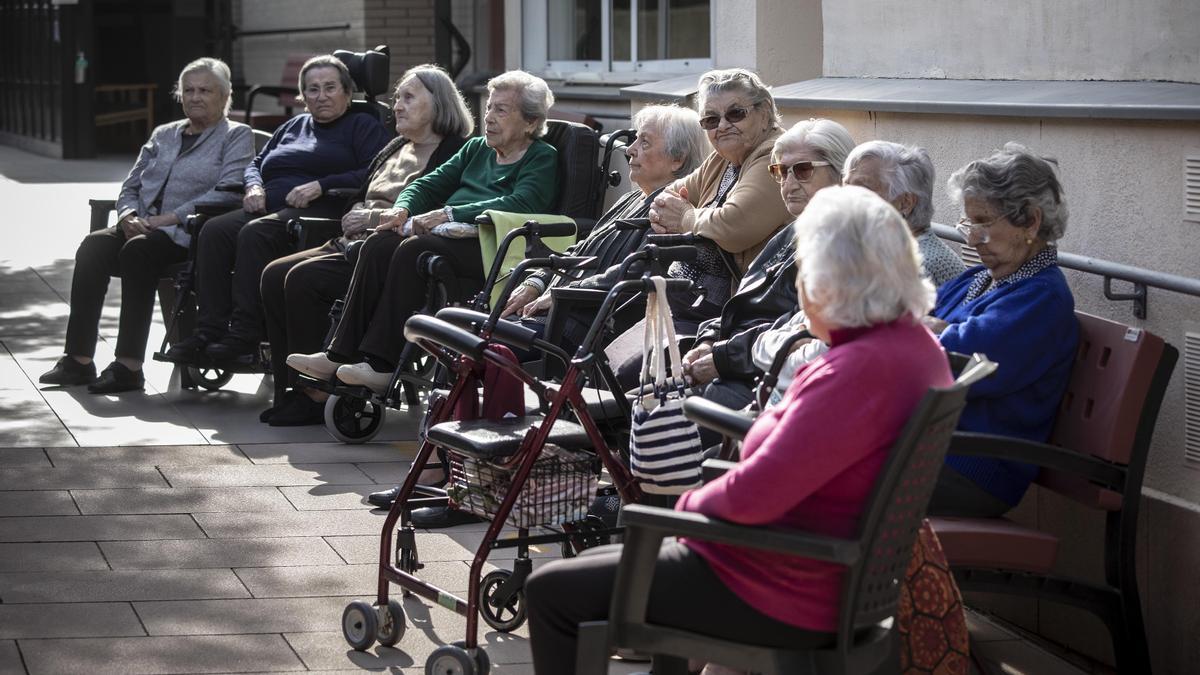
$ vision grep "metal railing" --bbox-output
[932,223,1200,319]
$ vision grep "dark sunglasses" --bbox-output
[768,160,832,183]
[699,106,752,130]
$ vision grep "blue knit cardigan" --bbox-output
[933,264,1079,506]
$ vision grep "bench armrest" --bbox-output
[949,432,1127,491]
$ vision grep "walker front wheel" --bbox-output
[342,600,378,651]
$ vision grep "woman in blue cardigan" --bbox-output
[924,143,1078,517]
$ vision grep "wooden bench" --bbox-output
[929,311,1178,674]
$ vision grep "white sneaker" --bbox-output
[336,362,392,394]
[286,352,340,379]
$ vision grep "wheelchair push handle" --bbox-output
[522,220,577,238]
[546,254,600,271]
[646,244,698,264]
[645,233,699,246]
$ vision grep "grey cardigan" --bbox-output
[115,117,255,246]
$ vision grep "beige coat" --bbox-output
[675,128,791,273]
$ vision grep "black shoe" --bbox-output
[205,336,258,365]
[367,485,402,508]
[39,356,96,386]
[268,392,325,426]
[87,362,145,394]
[260,389,300,423]
[163,334,212,362]
[410,505,485,528]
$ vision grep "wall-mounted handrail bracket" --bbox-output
[1103,277,1148,319]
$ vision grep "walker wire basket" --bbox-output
[446,444,600,528]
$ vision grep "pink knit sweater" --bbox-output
[677,318,951,632]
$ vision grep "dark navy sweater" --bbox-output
[933,264,1078,506]
[244,111,388,212]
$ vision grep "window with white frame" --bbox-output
[525,0,712,77]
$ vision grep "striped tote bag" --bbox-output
[628,277,704,494]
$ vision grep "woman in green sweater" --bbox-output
[287,70,558,392]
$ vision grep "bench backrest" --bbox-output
[1038,311,1170,510]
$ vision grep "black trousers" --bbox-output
[327,231,484,366]
[195,203,343,342]
[64,226,187,360]
[525,540,833,674]
[260,238,350,396]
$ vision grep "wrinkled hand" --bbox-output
[341,208,372,237]
[375,207,409,233]
[285,180,323,209]
[145,213,178,229]
[649,185,692,234]
[502,285,540,318]
[120,214,151,238]
[681,340,716,384]
[410,209,449,235]
[243,186,267,213]
[521,293,553,318]
[921,315,950,335]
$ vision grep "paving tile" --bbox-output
[0,465,168,491]
[234,562,470,597]
[193,509,383,538]
[72,487,294,515]
[135,596,358,635]
[0,514,203,542]
[353,461,416,484]
[100,537,344,570]
[35,387,212,447]
[0,390,74,448]
[46,445,250,466]
[0,602,144,639]
[0,449,49,466]
[324,530,555,566]
[160,463,372,488]
[0,542,109,573]
[278,485,381,511]
[0,569,250,603]
[0,640,21,675]
[282,630,417,671]
[19,634,304,674]
[0,490,78,517]
[237,441,414,465]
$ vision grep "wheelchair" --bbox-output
[304,124,636,443]
[146,46,394,388]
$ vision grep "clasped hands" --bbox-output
[374,207,449,236]
[119,213,178,237]
[647,184,693,234]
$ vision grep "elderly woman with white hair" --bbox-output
[678,118,854,410]
[288,70,559,396]
[924,143,1078,517]
[525,185,952,673]
[843,140,964,287]
[40,57,254,393]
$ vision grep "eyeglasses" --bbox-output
[699,106,753,131]
[954,215,1003,244]
[768,161,832,184]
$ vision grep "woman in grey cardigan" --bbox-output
[39,57,254,394]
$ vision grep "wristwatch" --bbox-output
[443,205,454,222]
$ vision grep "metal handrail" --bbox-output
[931,222,1200,319]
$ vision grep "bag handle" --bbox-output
[652,277,686,388]
[639,281,667,391]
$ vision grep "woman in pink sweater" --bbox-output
[525,185,952,673]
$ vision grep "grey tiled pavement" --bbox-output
[0,144,1092,673]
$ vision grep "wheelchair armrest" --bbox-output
[289,216,343,249]
[89,199,118,231]
[701,458,736,484]
[436,307,541,352]
[403,314,487,363]
[620,504,860,564]
[682,397,755,441]
[948,432,1127,491]
[325,187,358,201]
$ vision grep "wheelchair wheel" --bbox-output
[478,569,526,632]
[185,365,233,391]
[324,394,385,444]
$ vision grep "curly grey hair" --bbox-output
[631,104,709,179]
[793,185,935,328]
[486,70,555,138]
[697,68,781,130]
[844,140,936,233]
[947,142,1068,243]
[173,57,233,116]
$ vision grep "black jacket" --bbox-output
[694,224,798,381]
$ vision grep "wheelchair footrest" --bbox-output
[427,415,591,460]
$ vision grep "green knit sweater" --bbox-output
[393,136,559,224]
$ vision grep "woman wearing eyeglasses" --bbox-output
[922,143,1078,517]
[646,68,792,328]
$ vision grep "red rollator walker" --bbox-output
[340,244,699,674]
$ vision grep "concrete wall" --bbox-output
[776,102,1200,673]
[711,0,822,84]
[822,0,1200,83]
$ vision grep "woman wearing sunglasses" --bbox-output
[647,68,792,328]
[923,143,1078,518]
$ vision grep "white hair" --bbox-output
[487,70,555,138]
[844,140,936,233]
[632,104,709,178]
[772,118,856,175]
[173,57,233,116]
[697,68,781,129]
[793,185,935,328]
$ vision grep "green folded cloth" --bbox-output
[478,210,576,307]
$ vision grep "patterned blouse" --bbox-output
[964,246,1059,303]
